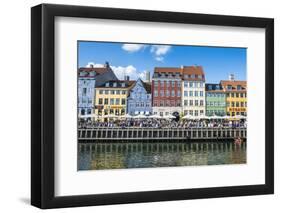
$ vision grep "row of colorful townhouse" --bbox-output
[78,62,247,120]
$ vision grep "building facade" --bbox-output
[220,76,247,118]
[181,66,205,117]
[205,83,226,116]
[127,78,152,115]
[94,80,135,121]
[152,67,182,118]
[78,62,117,116]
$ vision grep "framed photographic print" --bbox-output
[31,3,274,209]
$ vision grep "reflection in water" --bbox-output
[78,141,246,170]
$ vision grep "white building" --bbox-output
[181,66,206,117]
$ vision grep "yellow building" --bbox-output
[94,80,135,121]
[220,79,247,118]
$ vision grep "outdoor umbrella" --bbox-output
[163,114,176,119]
[134,114,147,119]
[149,114,162,119]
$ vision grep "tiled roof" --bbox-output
[96,80,136,88]
[220,80,247,91]
[143,82,152,93]
[78,67,108,75]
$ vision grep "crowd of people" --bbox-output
[78,118,247,129]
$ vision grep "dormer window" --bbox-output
[237,85,241,90]
[121,83,125,87]
[105,82,109,87]
[227,85,232,90]
[113,82,117,87]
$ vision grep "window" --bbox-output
[105,90,109,95]
[99,90,103,95]
[166,90,170,97]
[110,98,114,105]
[177,81,181,87]
[231,93,234,98]
[104,98,108,105]
[189,110,193,116]
[122,90,126,95]
[200,91,203,97]
[111,90,115,95]
[110,109,114,114]
[184,81,188,87]
[200,110,204,115]
[105,83,109,87]
[98,98,103,105]
[189,91,193,96]
[241,102,244,107]
[195,91,198,97]
[236,102,239,107]
[184,91,188,97]
[184,100,188,106]
[116,90,120,95]
[160,90,164,97]
[245,102,247,107]
[146,102,150,107]
[98,109,102,116]
[160,101,164,106]
[195,100,198,106]
[237,85,241,90]
[121,99,126,105]
[227,102,230,107]
[113,82,117,87]
[161,81,165,87]
[82,88,87,96]
[200,100,204,106]
[236,93,239,98]
[166,81,170,87]
[166,100,170,107]
[116,98,120,105]
[154,90,158,97]
[189,100,193,106]
[104,109,108,115]
[227,85,232,90]
[177,90,181,97]
[189,82,193,87]
[121,83,125,87]
[195,110,198,116]
[171,90,175,97]
[154,81,158,87]
[171,81,175,87]
[177,100,181,106]
[153,101,158,107]
[231,102,235,107]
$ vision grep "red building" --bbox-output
[152,67,182,118]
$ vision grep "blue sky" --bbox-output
[78,41,246,83]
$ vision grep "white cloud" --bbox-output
[111,65,146,81]
[150,45,171,61]
[85,62,104,68]
[150,45,171,56]
[155,56,164,62]
[122,44,146,53]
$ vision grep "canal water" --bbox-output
[78,141,246,170]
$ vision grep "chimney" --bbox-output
[229,74,235,81]
[145,71,151,82]
[105,61,110,68]
[124,75,130,81]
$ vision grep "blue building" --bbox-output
[78,62,117,116]
[127,78,152,115]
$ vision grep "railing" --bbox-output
[78,127,247,141]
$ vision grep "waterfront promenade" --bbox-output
[78,127,246,142]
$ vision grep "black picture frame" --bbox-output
[31,3,274,209]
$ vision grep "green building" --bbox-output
[205,83,226,116]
